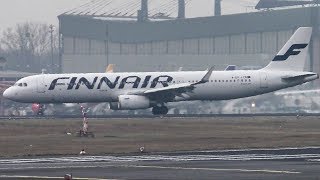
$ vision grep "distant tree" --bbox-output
[0,22,59,72]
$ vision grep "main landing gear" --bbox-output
[152,106,168,115]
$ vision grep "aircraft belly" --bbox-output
[40,89,114,103]
[190,83,258,101]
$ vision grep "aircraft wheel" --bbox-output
[160,106,168,115]
[152,106,168,115]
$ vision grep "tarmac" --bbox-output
[1,147,320,179]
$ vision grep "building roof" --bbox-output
[0,71,36,78]
[62,0,179,20]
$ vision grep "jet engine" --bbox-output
[110,95,151,110]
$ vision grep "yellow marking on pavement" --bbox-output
[0,175,120,180]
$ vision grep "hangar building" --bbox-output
[58,0,320,86]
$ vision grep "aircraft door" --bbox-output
[37,75,46,93]
[259,72,268,88]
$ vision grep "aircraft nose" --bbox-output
[3,88,14,100]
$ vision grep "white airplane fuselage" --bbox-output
[5,70,317,104]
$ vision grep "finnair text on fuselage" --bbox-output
[48,75,174,90]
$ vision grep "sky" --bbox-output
[0,0,259,31]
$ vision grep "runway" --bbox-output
[1,147,320,179]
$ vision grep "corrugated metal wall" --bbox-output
[59,6,320,75]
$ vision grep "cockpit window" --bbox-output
[14,82,28,87]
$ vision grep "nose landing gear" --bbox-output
[152,106,168,115]
[32,103,45,116]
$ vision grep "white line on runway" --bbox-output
[186,146,320,154]
[307,159,320,162]
[0,153,320,164]
[123,165,301,174]
[0,164,300,175]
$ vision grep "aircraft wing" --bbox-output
[140,67,214,101]
[143,82,192,94]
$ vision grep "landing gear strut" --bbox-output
[32,103,45,116]
[76,105,95,138]
[152,106,168,115]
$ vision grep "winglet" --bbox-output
[225,65,236,71]
[194,66,214,85]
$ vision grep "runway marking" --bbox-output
[117,165,301,174]
[0,175,120,180]
[0,165,300,175]
[307,159,320,162]
[1,153,320,164]
[192,146,320,153]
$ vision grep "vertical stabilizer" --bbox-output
[263,27,312,71]
[106,64,115,73]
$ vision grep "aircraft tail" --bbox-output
[263,27,312,71]
[106,64,115,73]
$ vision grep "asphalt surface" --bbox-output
[0,113,316,120]
[1,147,320,179]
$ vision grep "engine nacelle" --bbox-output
[110,95,151,110]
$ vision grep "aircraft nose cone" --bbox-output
[3,88,14,100]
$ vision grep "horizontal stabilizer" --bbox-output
[281,73,318,81]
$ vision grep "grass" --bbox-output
[0,116,320,157]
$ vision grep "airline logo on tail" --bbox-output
[273,43,308,61]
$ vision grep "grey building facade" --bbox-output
[58,6,320,85]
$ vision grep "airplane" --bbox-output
[105,64,115,73]
[225,65,236,71]
[3,27,319,115]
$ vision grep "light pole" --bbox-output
[49,25,54,73]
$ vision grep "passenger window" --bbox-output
[24,83,27,87]
[18,83,22,87]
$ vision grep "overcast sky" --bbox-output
[0,0,259,31]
